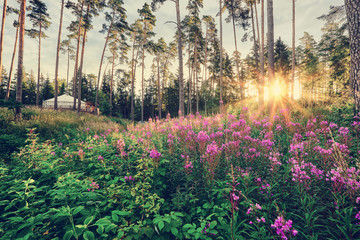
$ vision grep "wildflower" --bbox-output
[124,176,134,182]
[149,149,162,160]
[271,216,297,240]
[184,161,193,171]
[51,151,55,156]
[117,139,125,153]
[98,155,104,161]
[88,182,99,192]
[275,124,283,131]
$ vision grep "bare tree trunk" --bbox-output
[16,0,26,119]
[188,42,192,114]
[0,0,7,86]
[195,34,199,113]
[232,14,242,99]
[66,44,70,93]
[73,1,84,109]
[6,19,19,101]
[251,3,260,103]
[55,0,64,110]
[267,0,275,96]
[141,25,147,122]
[175,0,184,116]
[36,24,42,107]
[96,16,114,115]
[259,0,265,105]
[110,51,114,117]
[204,22,209,94]
[291,0,295,100]
[157,54,161,119]
[344,0,360,111]
[77,4,89,113]
[130,32,137,121]
[219,0,224,112]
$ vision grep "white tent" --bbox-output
[42,94,86,109]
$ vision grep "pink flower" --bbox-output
[149,149,162,160]
[125,176,134,182]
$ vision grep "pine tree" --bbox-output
[27,0,51,106]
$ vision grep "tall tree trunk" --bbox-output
[188,42,192,114]
[110,51,114,117]
[344,0,360,111]
[6,18,19,101]
[195,34,199,113]
[219,0,223,112]
[259,0,265,105]
[77,4,89,113]
[141,25,147,122]
[251,3,260,103]
[204,22,209,95]
[267,0,275,98]
[232,13,242,99]
[55,0,64,110]
[203,23,209,114]
[291,0,295,100]
[66,44,70,94]
[175,0,184,116]
[130,32,137,121]
[16,0,26,119]
[157,54,161,119]
[96,16,114,115]
[36,24,42,107]
[73,1,84,109]
[0,0,7,86]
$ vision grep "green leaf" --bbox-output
[63,230,73,240]
[112,210,131,216]
[83,231,95,240]
[209,221,217,229]
[183,224,193,229]
[75,225,87,229]
[72,206,84,215]
[117,231,125,238]
[97,225,104,235]
[8,217,24,222]
[158,221,164,231]
[95,218,112,226]
[153,217,162,224]
[112,212,119,222]
[170,227,178,236]
[84,216,95,226]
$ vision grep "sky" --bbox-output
[1,0,344,85]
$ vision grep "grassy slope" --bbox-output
[0,107,126,161]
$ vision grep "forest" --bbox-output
[1,0,360,239]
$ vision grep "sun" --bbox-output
[270,80,284,99]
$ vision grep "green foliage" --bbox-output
[1,104,360,239]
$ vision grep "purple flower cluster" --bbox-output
[124,175,134,182]
[88,182,99,192]
[289,158,323,188]
[271,216,298,240]
[149,149,162,160]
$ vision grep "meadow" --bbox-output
[1,104,360,240]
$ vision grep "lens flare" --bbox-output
[270,81,283,98]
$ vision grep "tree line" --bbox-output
[0,0,359,120]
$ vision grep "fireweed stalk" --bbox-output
[226,165,245,240]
